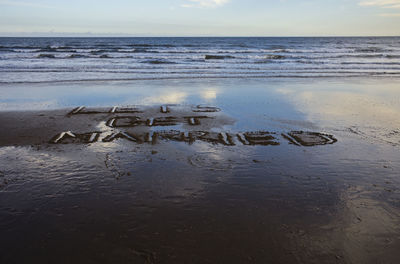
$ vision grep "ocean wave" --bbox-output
[283,54,398,60]
[56,46,75,50]
[156,50,244,54]
[254,60,273,64]
[266,45,287,50]
[2,72,400,85]
[133,48,159,53]
[68,54,89,59]
[6,47,77,52]
[205,55,235,60]
[141,59,176,64]
[45,46,75,50]
[340,62,400,65]
[263,55,286,60]
[353,47,386,53]
[4,64,400,73]
[271,49,289,53]
[347,54,387,58]
[0,48,15,52]
[129,44,176,48]
[38,46,78,53]
[216,51,252,54]
[0,46,42,50]
[98,54,133,59]
[37,54,56,59]
[90,49,135,54]
[385,55,400,59]
[1,37,400,82]
[90,49,109,55]
[294,60,325,65]
[312,54,386,59]
[156,49,288,54]
[253,55,287,63]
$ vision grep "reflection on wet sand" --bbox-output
[277,81,400,146]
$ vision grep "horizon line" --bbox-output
[1,34,400,38]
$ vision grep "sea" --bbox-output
[0,37,400,83]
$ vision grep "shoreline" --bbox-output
[1,74,400,86]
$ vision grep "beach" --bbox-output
[0,76,400,263]
[1,36,400,263]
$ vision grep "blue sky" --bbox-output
[0,0,399,36]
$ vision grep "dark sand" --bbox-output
[0,78,400,263]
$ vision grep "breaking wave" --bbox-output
[1,36,399,83]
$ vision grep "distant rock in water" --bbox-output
[37,54,55,59]
[68,54,87,59]
[264,55,285,60]
[142,59,175,64]
[90,49,108,55]
[100,54,110,58]
[205,55,234,60]
[272,49,288,53]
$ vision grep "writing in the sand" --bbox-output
[51,130,337,147]
[50,105,338,147]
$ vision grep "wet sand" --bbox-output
[0,78,400,263]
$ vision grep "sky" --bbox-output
[0,0,399,36]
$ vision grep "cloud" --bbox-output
[182,0,230,8]
[379,12,400,15]
[359,0,400,9]
[359,0,400,16]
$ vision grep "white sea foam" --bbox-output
[0,37,400,83]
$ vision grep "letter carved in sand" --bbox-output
[52,105,337,147]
